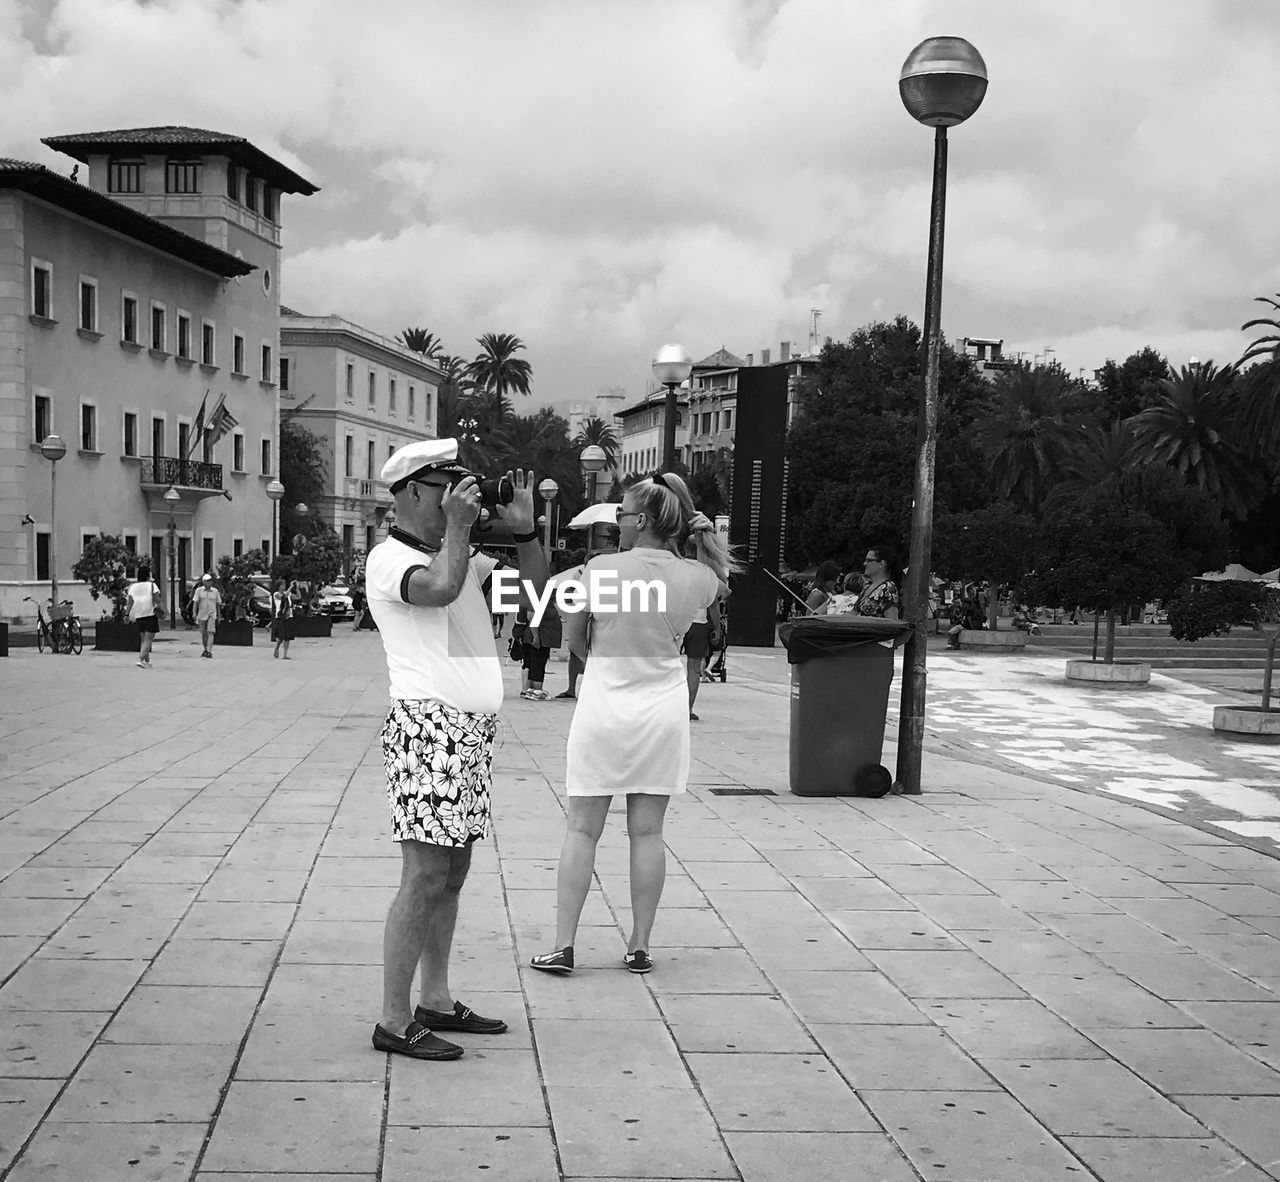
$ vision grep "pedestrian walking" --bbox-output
[270,579,295,659]
[517,586,561,700]
[192,573,222,658]
[682,537,723,720]
[551,561,586,700]
[124,564,162,668]
[531,472,735,976]
[366,438,548,1061]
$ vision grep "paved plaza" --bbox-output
[3,630,1280,1181]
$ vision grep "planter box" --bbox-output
[1066,659,1151,686]
[958,629,1026,652]
[1213,705,1280,739]
[94,620,141,652]
[215,620,255,647]
[291,616,332,639]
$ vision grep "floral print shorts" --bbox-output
[382,699,498,847]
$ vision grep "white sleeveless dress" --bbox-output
[565,549,720,797]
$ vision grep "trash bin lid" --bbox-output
[779,615,913,663]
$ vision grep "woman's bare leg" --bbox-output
[626,793,670,953]
[554,796,611,950]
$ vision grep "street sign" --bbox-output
[556,538,567,550]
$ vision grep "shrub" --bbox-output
[71,534,131,622]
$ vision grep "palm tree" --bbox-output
[570,415,620,471]
[1128,362,1261,518]
[1044,421,1138,512]
[1238,294,1280,459]
[397,327,443,359]
[467,333,532,419]
[974,366,1082,513]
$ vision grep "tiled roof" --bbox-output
[695,347,746,370]
[0,159,255,278]
[42,126,319,195]
[280,305,304,317]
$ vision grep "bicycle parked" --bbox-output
[22,596,83,654]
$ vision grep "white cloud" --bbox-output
[5,0,1280,398]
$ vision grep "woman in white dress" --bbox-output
[531,473,735,975]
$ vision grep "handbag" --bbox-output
[508,634,526,662]
[153,583,166,621]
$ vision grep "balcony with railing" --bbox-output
[141,455,224,490]
[345,476,389,503]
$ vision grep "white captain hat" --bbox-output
[381,438,472,494]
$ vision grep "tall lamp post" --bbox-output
[163,485,180,630]
[896,35,987,796]
[39,434,67,604]
[579,445,607,559]
[537,478,559,559]
[652,344,692,470]
[266,479,284,563]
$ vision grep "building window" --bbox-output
[279,357,290,391]
[34,394,51,443]
[31,261,52,318]
[723,409,732,431]
[366,526,375,552]
[388,377,397,416]
[244,176,257,212]
[201,321,215,365]
[176,313,191,359]
[151,416,165,458]
[344,435,354,477]
[262,187,276,222]
[226,166,240,202]
[165,159,202,194]
[35,532,50,580]
[178,421,190,460]
[232,334,245,375]
[233,537,244,559]
[123,534,138,557]
[261,438,271,475]
[80,403,97,451]
[345,362,355,402]
[123,411,138,457]
[261,343,272,382]
[408,385,416,420]
[108,158,143,193]
[202,537,214,572]
[366,439,376,480]
[232,433,245,472]
[78,277,98,331]
[368,371,377,410]
[150,303,166,351]
[122,294,139,343]
[388,443,395,461]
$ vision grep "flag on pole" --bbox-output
[204,394,239,447]
[185,391,209,460]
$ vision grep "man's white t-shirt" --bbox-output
[365,533,504,713]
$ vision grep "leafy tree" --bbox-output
[1128,362,1261,519]
[571,415,620,470]
[72,534,131,622]
[932,503,1038,629]
[1044,421,1137,513]
[217,548,268,621]
[467,332,532,418]
[1168,582,1280,711]
[291,528,344,601]
[1091,347,1169,422]
[278,416,329,554]
[689,448,733,518]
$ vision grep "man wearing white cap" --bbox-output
[191,572,222,658]
[366,437,547,1061]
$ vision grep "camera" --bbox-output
[477,476,514,508]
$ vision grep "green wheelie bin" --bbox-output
[778,616,913,797]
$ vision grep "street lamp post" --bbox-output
[39,434,67,604]
[579,445,607,560]
[652,345,692,470]
[266,479,285,562]
[163,486,180,630]
[537,478,559,559]
[896,35,987,796]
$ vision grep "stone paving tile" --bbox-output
[985,1058,1208,1137]
[0,895,80,937]
[201,1080,384,1173]
[647,946,776,993]
[2,1011,110,1077]
[174,900,298,940]
[533,1018,688,1089]
[1085,1027,1280,1094]
[1100,952,1277,1001]
[544,1085,735,1179]
[1179,882,1280,916]
[103,984,261,1045]
[813,1024,997,1090]
[786,876,914,911]
[0,935,40,979]
[387,1048,546,1126]
[0,1079,59,1172]
[281,919,383,964]
[686,1051,876,1131]
[758,848,872,877]
[49,1042,238,1122]
[1063,1134,1273,1182]
[1016,970,1203,1029]
[6,1120,207,1182]
[1178,1001,1280,1069]
[864,1090,1090,1181]
[237,1010,386,1082]
[827,908,963,951]
[143,937,280,987]
[908,892,1044,930]
[953,928,1103,977]
[1033,910,1186,956]
[383,1125,560,1182]
[923,998,1108,1061]
[863,949,1028,999]
[659,992,819,1052]
[0,865,116,899]
[1175,1095,1280,1176]
[35,914,177,960]
[769,969,928,1025]
[724,1130,920,1182]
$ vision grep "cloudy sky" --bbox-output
[6,0,1278,409]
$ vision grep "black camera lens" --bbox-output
[477,476,514,507]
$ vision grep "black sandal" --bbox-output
[624,950,653,974]
[372,1021,463,1060]
[530,947,574,974]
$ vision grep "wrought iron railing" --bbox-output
[141,456,224,490]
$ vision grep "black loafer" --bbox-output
[372,1021,463,1060]
[415,1001,507,1034]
